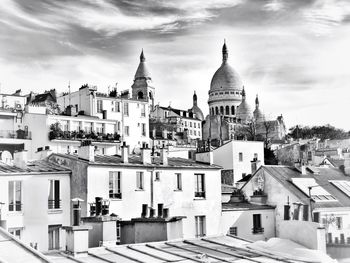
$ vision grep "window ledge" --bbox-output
[110,198,122,201]
[48,209,63,214]
[174,189,183,192]
[194,198,206,200]
[135,189,145,191]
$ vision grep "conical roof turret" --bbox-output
[134,49,151,81]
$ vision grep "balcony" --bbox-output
[0,129,31,140]
[252,227,264,234]
[48,199,61,210]
[8,202,22,212]
[109,192,122,199]
[49,128,120,143]
[194,191,206,198]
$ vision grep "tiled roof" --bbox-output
[222,201,275,211]
[0,159,71,174]
[46,235,324,263]
[256,165,350,209]
[53,153,222,170]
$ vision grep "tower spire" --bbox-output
[242,86,246,99]
[222,39,228,63]
[255,94,259,108]
[193,90,197,106]
[140,49,145,62]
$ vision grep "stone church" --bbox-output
[202,42,286,144]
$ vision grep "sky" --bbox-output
[0,0,350,130]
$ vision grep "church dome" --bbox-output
[134,49,151,80]
[210,42,243,91]
[236,88,253,122]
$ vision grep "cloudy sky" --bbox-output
[1,0,350,130]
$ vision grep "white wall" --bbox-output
[0,173,70,252]
[86,166,222,238]
[213,140,264,183]
[221,209,275,241]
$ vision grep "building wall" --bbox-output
[221,209,275,241]
[242,168,307,237]
[0,173,71,252]
[86,166,222,238]
[212,140,264,183]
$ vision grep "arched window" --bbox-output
[231,106,235,115]
[149,92,153,100]
[211,108,214,115]
[137,91,144,99]
[215,107,219,115]
[225,106,229,115]
[220,106,224,115]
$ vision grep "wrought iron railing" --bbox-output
[0,130,31,139]
[252,227,264,234]
[195,191,206,198]
[48,199,61,209]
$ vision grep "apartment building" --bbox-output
[47,143,222,239]
[0,151,71,252]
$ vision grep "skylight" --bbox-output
[291,178,337,202]
[329,180,350,197]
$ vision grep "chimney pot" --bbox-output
[149,208,155,218]
[95,197,103,216]
[157,204,164,218]
[121,142,129,163]
[141,204,148,218]
[160,147,168,166]
[163,208,169,218]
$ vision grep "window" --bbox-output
[116,102,120,112]
[109,172,122,199]
[8,181,22,212]
[136,171,144,190]
[48,225,60,250]
[229,227,237,236]
[155,172,160,181]
[48,180,61,209]
[97,100,103,113]
[117,121,121,132]
[125,126,129,136]
[175,173,182,190]
[141,123,146,136]
[190,122,192,127]
[194,130,197,136]
[141,104,146,117]
[198,131,200,136]
[194,174,205,198]
[123,102,129,116]
[336,217,343,230]
[225,105,229,115]
[239,152,243,162]
[8,228,21,239]
[195,216,206,237]
[231,106,235,115]
[194,123,196,128]
[252,214,264,234]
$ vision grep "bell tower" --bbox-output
[131,49,155,109]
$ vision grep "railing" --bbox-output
[8,202,22,212]
[195,191,206,198]
[48,199,61,209]
[109,192,122,199]
[49,130,120,142]
[0,130,31,140]
[252,227,264,234]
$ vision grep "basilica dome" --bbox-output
[210,42,243,91]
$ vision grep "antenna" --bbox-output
[68,81,71,106]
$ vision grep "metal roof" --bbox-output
[0,159,71,174]
[46,235,322,263]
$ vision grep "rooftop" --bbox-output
[251,165,350,209]
[50,153,222,170]
[45,235,333,263]
[222,201,275,211]
[0,159,71,174]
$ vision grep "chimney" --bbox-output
[149,208,155,218]
[157,203,164,218]
[141,204,148,218]
[95,197,103,216]
[160,147,168,166]
[163,208,169,218]
[64,198,92,256]
[78,141,94,162]
[13,150,28,169]
[294,161,307,175]
[141,144,151,164]
[121,142,129,163]
[251,158,261,174]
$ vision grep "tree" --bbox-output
[289,124,349,141]
[235,118,257,141]
[264,147,278,165]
